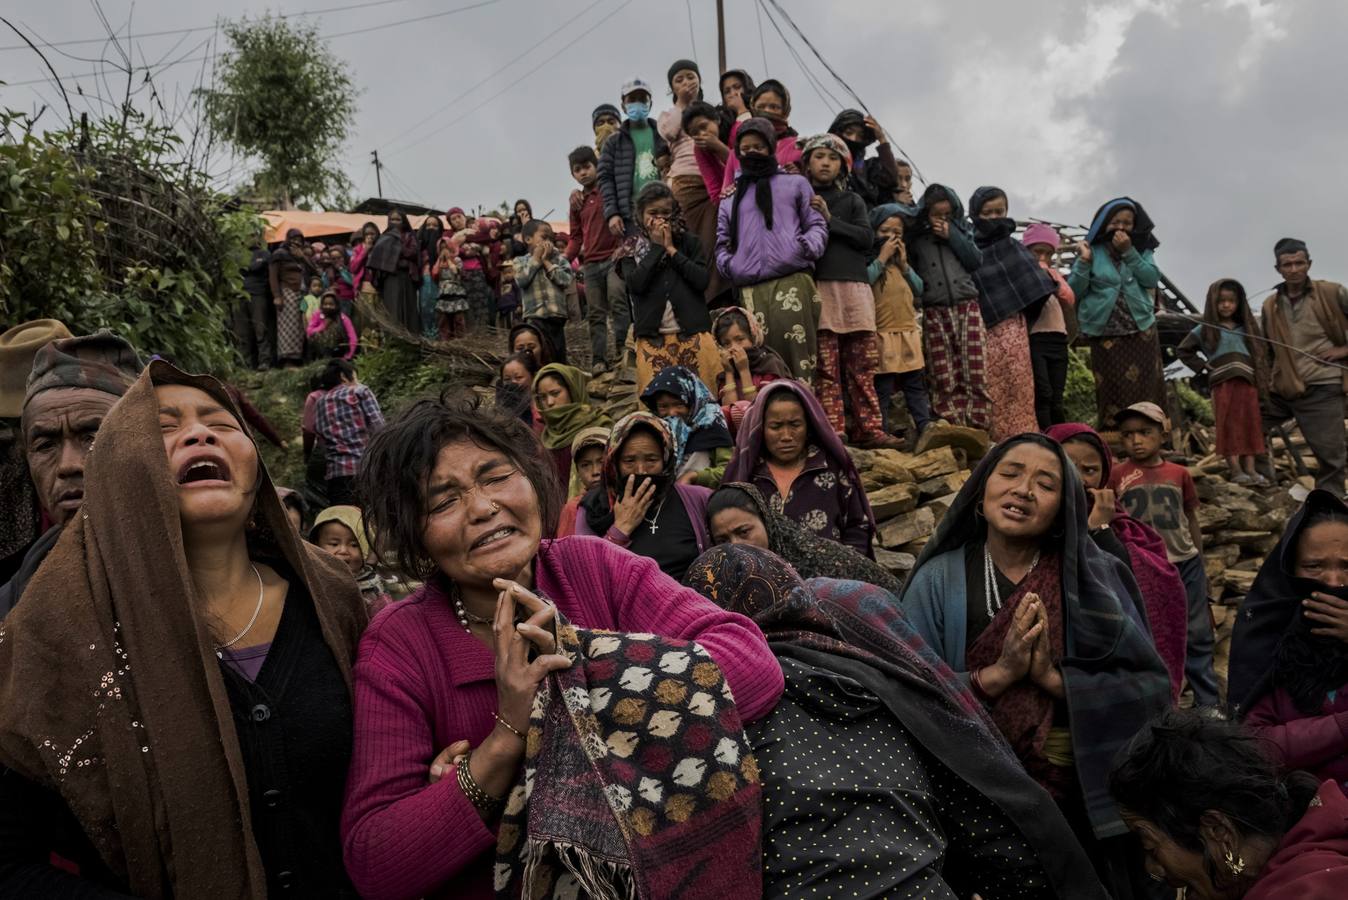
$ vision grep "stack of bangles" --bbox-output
[969,666,994,704]
[454,713,528,815]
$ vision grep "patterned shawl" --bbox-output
[965,186,1055,327]
[1045,423,1189,698]
[581,412,676,536]
[722,380,876,532]
[0,363,366,898]
[900,433,1171,840]
[494,611,761,899]
[639,366,732,469]
[715,482,903,594]
[685,544,1110,900]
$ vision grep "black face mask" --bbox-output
[739,153,777,178]
[619,472,671,498]
[843,139,867,163]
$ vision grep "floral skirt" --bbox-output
[985,315,1039,441]
[739,271,821,386]
[1088,328,1166,427]
[635,331,722,398]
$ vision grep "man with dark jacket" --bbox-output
[597,77,670,240]
[0,331,141,616]
[237,234,275,369]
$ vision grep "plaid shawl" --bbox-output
[900,433,1172,840]
[969,229,1057,327]
[494,612,762,899]
[685,544,1110,899]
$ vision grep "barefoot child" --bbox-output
[1177,278,1268,483]
[867,204,932,441]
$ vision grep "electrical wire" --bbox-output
[683,0,699,65]
[755,0,842,111]
[753,0,769,76]
[379,0,607,155]
[0,0,422,52]
[384,0,635,159]
[4,0,500,88]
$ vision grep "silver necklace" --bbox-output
[215,565,265,655]
[642,493,670,534]
[983,544,1040,620]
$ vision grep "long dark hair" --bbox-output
[1201,278,1268,394]
[356,393,561,578]
[1273,504,1348,713]
[1111,709,1319,892]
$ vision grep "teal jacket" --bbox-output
[1067,247,1159,337]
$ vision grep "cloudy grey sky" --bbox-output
[3,0,1344,305]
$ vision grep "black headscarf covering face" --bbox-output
[1229,490,1348,716]
[727,117,779,253]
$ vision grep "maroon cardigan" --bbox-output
[1245,685,1348,785]
[340,536,783,900]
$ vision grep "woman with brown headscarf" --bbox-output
[0,362,366,898]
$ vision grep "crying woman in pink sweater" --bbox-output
[339,397,783,900]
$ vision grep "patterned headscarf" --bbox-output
[581,412,677,536]
[796,133,852,190]
[709,308,792,381]
[24,331,141,405]
[494,611,762,898]
[639,366,732,469]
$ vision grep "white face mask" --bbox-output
[625,101,651,121]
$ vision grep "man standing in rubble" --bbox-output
[1261,237,1348,496]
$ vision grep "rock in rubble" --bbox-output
[878,507,935,550]
[874,548,917,580]
[913,422,991,461]
[867,483,920,519]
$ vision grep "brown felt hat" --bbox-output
[24,331,142,408]
[0,319,73,418]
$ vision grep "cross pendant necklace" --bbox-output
[643,494,669,534]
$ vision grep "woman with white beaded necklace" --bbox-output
[340,396,781,900]
[899,432,1171,900]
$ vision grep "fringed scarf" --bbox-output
[493,612,762,899]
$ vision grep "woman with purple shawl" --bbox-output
[1047,422,1188,698]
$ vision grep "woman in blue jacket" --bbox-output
[1068,197,1165,425]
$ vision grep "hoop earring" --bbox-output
[1224,849,1246,877]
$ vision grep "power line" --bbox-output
[683,0,699,65]
[755,0,842,111]
[380,0,607,155]
[0,0,420,52]
[3,0,500,89]
[753,0,769,76]
[385,0,635,159]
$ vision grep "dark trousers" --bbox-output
[1176,553,1221,707]
[528,315,568,365]
[325,475,357,507]
[875,370,933,435]
[1264,383,1347,496]
[583,259,630,365]
[1029,331,1070,428]
[231,290,274,368]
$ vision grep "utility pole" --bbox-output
[370,149,384,197]
[716,0,726,73]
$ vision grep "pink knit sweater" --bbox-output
[340,536,784,900]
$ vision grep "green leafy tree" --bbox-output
[203,16,356,208]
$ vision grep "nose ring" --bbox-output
[490,501,500,513]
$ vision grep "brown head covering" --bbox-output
[0,319,73,417]
[0,361,366,898]
[24,331,142,406]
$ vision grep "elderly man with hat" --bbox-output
[1261,237,1348,496]
[0,330,141,616]
[0,320,73,585]
[597,76,670,241]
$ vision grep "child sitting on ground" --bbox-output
[495,350,541,433]
[710,307,791,435]
[1021,224,1077,428]
[800,133,898,449]
[513,220,573,363]
[867,204,932,443]
[1110,401,1221,711]
[555,427,612,537]
[640,365,733,487]
[1177,278,1268,484]
[310,506,393,617]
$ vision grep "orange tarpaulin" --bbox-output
[263,210,571,245]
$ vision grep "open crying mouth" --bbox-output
[179,460,228,484]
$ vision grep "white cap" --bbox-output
[620,78,652,101]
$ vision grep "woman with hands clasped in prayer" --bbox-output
[339,397,780,900]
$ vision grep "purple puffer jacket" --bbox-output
[715,172,828,287]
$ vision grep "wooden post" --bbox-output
[716,0,726,73]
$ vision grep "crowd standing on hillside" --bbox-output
[2,57,1348,900]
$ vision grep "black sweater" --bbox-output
[812,187,874,283]
[624,231,712,339]
[0,578,357,898]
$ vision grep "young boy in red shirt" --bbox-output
[1109,401,1220,708]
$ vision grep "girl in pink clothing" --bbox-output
[1022,222,1077,427]
[305,290,358,359]
[720,79,803,192]
[341,399,783,900]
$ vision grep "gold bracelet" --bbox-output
[493,712,526,741]
[455,750,504,813]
